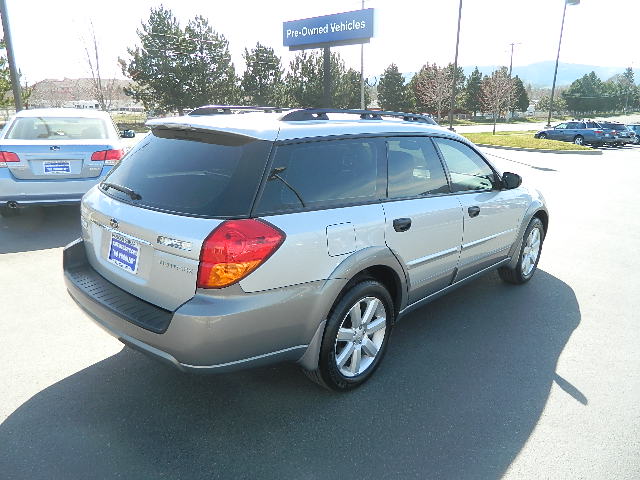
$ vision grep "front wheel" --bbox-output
[305,280,393,391]
[538,133,547,140]
[498,217,545,284]
[573,135,584,145]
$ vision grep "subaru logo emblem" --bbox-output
[110,218,119,229]
[50,145,60,151]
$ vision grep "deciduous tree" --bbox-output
[481,67,515,134]
[414,63,452,121]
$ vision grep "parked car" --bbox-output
[0,108,132,217]
[596,121,634,146]
[64,107,549,391]
[534,120,620,147]
[626,124,640,144]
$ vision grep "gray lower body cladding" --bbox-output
[64,239,344,372]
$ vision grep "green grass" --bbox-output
[462,131,593,151]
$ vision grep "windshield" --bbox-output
[5,116,113,140]
[101,128,271,218]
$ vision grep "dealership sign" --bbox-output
[283,9,374,50]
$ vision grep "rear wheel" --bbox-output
[498,217,545,285]
[573,135,584,145]
[305,280,393,391]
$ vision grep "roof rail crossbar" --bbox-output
[188,105,287,116]
[280,108,437,125]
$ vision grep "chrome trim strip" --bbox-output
[462,228,516,250]
[181,345,308,370]
[92,219,151,245]
[406,247,459,268]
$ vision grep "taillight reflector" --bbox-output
[0,151,19,167]
[197,219,285,289]
[91,149,124,165]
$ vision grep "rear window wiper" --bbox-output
[101,182,142,200]
[268,167,306,207]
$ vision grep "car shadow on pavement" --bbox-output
[0,206,81,254]
[0,270,580,480]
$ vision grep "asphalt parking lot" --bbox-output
[1,145,639,479]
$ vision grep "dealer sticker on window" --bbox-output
[44,161,70,174]
[108,233,140,274]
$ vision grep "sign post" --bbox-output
[283,9,374,108]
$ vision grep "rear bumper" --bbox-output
[63,238,335,372]
[0,167,110,206]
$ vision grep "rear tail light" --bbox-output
[0,151,19,167]
[91,149,124,165]
[594,130,603,134]
[197,219,285,289]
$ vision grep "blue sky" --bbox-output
[5,0,638,83]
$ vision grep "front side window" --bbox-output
[387,137,449,198]
[555,123,567,130]
[433,137,496,192]
[255,138,382,214]
[5,117,112,140]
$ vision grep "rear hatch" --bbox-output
[81,125,274,311]
[1,140,116,180]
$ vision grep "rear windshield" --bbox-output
[5,116,112,140]
[100,128,271,218]
[600,123,626,130]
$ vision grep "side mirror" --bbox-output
[120,129,136,138]
[502,172,522,190]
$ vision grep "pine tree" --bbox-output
[119,7,238,114]
[377,64,412,112]
[511,76,529,114]
[464,67,482,117]
[241,43,284,106]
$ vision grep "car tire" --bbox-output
[304,280,393,391]
[573,135,584,146]
[498,217,545,285]
[538,133,547,140]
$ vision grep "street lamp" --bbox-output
[546,0,580,128]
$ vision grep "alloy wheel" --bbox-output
[334,296,387,377]
[521,226,542,277]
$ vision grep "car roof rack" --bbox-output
[188,105,287,116]
[280,108,438,125]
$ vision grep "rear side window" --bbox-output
[387,137,449,198]
[101,128,271,218]
[255,138,382,214]
[5,117,111,140]
[433,137,496,192]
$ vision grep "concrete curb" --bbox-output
[475,144,603,155]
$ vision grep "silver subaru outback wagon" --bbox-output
[63,108,548,391]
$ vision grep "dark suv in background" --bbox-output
[597,122,634,146]
[534,120,623,147]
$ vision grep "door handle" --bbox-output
[468,206,480,218]
[393,218,412,232]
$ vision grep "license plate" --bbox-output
[108,233,140,274]
[44,161,70,174]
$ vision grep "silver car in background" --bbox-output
[0,108,127,217]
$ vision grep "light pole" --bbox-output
[0,0,23,111]
[546,0,580,128]
[448,0,463,131]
